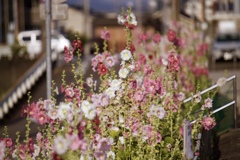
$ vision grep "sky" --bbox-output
[66,0,158,13]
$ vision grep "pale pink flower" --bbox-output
[134,90,145,102]
[100,30,110,41]
[94,151,107,160]
[104,56,116,68]
[0,141,5,160]
[99,93,109,107]
[202,117,216,130]
[97,138,111,152]
[69,134,81,151]
[203,98,213,109]
[142,125,153,142]
[43,99,54,110]
[47,108,59,120]
[194,92,202,103]
[177,92,185,101]
[155,107,166,119]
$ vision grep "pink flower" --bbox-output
[65,87,75,98]
[37,112,48,125]
[202,117,216,130]
[153,33,161,44]
[79,139,88,153]
[72,39,83,51]
[138,34,147,44]
[167,29,176,42]
[138,53,146,65]
[64,46,74,63]
[100,30,110,41]
[4,138,12,147]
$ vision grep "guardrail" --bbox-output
[0,51,58,119]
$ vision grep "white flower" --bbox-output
[119,136,125,144]
[33,144,40,158]
[85,108,97,120]
[80,154,93,160]
[128,64,135,71]
[110,79,122,91]
[119,115,124,123]
[120,49,132,61]
[127,13,137,26]
[81,100,95,115]
[117,15,126,25]
[47,108,59,120]
[119,68,129,79]
[162,58,168,66]
[54,135,69,155]
[217,77,227,87]
[107,150,116,160]
[57,102,73,120]
[110,126,120,132]
[105,87,116,99]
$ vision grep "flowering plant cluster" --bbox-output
[1,9,219,160]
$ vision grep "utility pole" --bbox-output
[45,0,52,99]
[136,0,142,27]
[13,0,19,38]
[171,0,180,21]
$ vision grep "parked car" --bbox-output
[17,30,71,59]
[212,21,240,61]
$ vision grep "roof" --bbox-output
[66,0,158,14]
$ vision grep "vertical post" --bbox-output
[233,75,237,128]
[83,0,90,55]
[13,0,19,38]
[45,0,52,99]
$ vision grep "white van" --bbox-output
[17,30,71,60]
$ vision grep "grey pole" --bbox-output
[233,75,237,128]
[45,0,52,99]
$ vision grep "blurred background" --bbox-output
[0,0,240,159]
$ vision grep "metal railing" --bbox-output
[185,75,237,128]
